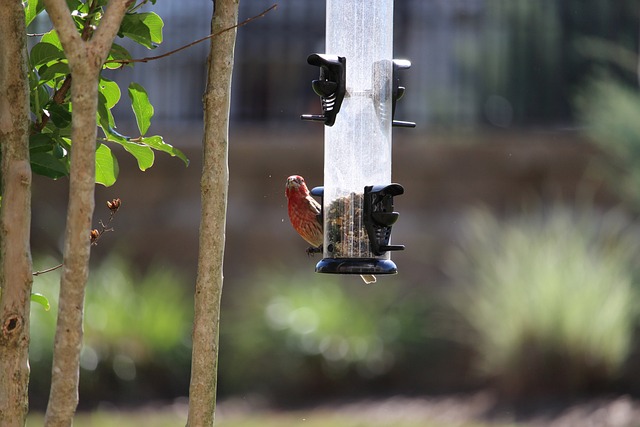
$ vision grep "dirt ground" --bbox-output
[215,393,640,427]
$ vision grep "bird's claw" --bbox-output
[306,246,322,257]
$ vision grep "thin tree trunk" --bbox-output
[0,1,33,425]
[187,0,238,425]
[42,1,131,425]
[43,64,99,427]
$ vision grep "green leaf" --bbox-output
[99,78,121,109]
[96,92,116,130]
[52,141,66,159]
[105,43,132,69]
[29,133,56,153]
[58,136,71,151]
[30,85,50,117]
[25,0,45,27]
[95,143,119,186]
[38,62,70,85]
[97,116,155,171]
[140,12,163,44]
[47,103,72,129]
[30,151,69,179]
[30,42,64,68]
[30,293,51,311]
[65,0,82,13]
[118,140,154,170]
[128,82,153,135]
[40,30,63,50]
[139,135,189,167]
[119,12,163,49]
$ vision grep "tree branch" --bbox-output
[32,263,63,277]
[42,0,82,57]
[107,3,276,66]
[89,0,134,64]
[33,198,121,277]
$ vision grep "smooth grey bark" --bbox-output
[42,1,132,425]
[187,0,238,425]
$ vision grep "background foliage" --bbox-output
[447,207,640,397]
[29,255,192,408]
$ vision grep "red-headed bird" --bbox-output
[285,175,376,284]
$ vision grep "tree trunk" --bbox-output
[187,0,238,425]
[42,1,132,425]
[0,1,33,425]
[43,64,99,427]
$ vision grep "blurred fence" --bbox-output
[105,0,638,127]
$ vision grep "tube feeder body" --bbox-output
[316,0,399,275]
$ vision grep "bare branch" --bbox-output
[33,198,121,277]
[32,264,63,277]
[107,3,277,66]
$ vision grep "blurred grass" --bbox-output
[447,206,640,396]
[29,254,193,406]
[28,253,445,406]
[219,267,434,398]
[31,254,192,359]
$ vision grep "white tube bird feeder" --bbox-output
[301,0,413,277]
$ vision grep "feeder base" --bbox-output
[315,258,398,275]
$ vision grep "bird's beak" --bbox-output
[286,176,301,190]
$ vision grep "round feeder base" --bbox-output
[315,258,398,275]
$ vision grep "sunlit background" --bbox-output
[27,0,640,425]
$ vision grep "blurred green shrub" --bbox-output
[219,269,431,398]
[29,255,192,407]
[576,75,640,206]
[447,207,639,397]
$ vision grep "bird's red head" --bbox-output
[285,175,310,199]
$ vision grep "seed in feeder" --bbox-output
[326,193,372,258]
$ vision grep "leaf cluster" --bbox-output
[26,0,188,187]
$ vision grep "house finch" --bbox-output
[285,175,376,285]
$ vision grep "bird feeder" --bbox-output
[301,0,414,276]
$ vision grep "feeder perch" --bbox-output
[301,0,413,278]
[363,184,405,256]
[300,54,346,127]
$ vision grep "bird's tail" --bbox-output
[360,274,377,285]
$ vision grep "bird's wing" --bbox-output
[307,195,321,216]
